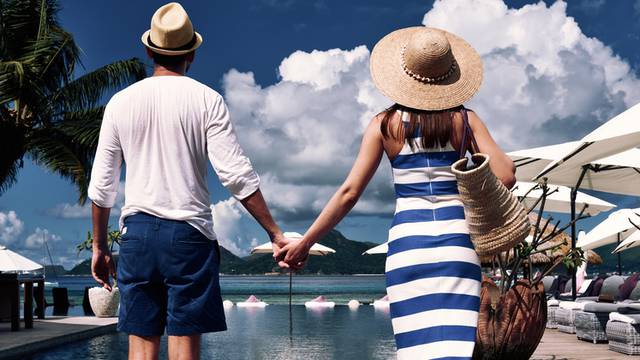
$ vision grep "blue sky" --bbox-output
[1,0,640,269]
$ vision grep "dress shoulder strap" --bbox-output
[458,107,480,159]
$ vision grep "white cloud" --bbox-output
[220,0,640,228]
[0,211,24,244]
[47,182,125,219]
[24,227,62,249]
[423,0,640,148]
[211,199,259,256]
[223,46,394,222]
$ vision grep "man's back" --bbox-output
[88,75,259,239]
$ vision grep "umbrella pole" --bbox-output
[617,233,622,275]
[289,271,293,338]
[570,166,590,300]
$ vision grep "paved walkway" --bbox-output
[0,316,117,359]
[532,329,625,360]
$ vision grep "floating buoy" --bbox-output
[348,299,360,309]
[373,294,390,310]
[305,295,335,309]
[236,295,268,308]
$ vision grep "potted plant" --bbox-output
[76,227,121,317]
[473,182,587,360]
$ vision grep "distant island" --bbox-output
[56,230,386,276]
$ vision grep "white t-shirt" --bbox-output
[87,76,260,240]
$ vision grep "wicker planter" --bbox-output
[473,277,547,360]
[88,286,120,317]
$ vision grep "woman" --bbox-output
[277,27,516,359]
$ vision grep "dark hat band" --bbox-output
[147,33,198,51]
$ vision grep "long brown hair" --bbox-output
[380,103,462,149]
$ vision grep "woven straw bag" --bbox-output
[451,109,530,256]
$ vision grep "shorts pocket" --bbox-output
[118,225,146,254]
[173,223,212,246]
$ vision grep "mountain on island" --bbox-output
[66,230,385,275]
[220,230,384,275]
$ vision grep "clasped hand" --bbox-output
[271,232,311,271]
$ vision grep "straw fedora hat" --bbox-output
[370,26,483,111]
[141,2,202,56]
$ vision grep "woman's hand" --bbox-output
[276,240,311,271]
[271,232,293,268]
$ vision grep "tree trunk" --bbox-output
[473,276,547,360]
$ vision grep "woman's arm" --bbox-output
[467,111,516,188]
[277,117,385,269]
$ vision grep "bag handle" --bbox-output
[458,107,480,159]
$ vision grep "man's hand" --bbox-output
[91,245,116,291]
[276,240,311,271]
[271,232,292,269]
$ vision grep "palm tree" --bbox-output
[0,0,146,203]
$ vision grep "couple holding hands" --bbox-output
[89,3,515,360]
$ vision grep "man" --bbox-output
[88,3,289,359]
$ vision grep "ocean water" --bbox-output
[42,275,388,305]
[32,275,396,360]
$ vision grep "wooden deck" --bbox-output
[0,316,117,359]
[532,329,628,359]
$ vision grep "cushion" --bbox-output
[619,307,640,314]
[619,274,640,301]
[560,301,591,310]
[601,275,625,298]
[584,303,640,313]
[578,279,592,294]
[610,312,640,324]
[548,299,560,306]
[630,282,640,301]
[542,276,555,292]
[591,276,606,296]
[564,279,573,293]
[584,302,625,313]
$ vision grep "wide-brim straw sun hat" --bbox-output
[141,2,203,56]
[370,26,483,111]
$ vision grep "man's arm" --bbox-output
[87,102,121,291]
[205,96,290,262]
[239,189,288,263]
[91,203,116,291]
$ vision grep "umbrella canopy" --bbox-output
[251,236,336,256]
[510,146,640,196]
[613,230,640,253]
[0,245,43,273]
[513,181,615,216]
[576,208,640,250]
[534,102,640,182]
[362,242,388,255]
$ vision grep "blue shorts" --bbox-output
[116,212,226,336]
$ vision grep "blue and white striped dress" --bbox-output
[386,121,481,359]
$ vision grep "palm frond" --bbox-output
[27,127,93,203]
[57,106,104,148]
[54,58,146,111]
[0,114,28,194]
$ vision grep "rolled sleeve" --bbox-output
[88,102,123,208]
[206,95,260,200]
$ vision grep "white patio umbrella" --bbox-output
[511,146,640,196]
[362,242,388,255]
[510,144,640,297]
[251,232,335,336]
[613,230,640,254]
[534,102,640,182]
[512,181,615,216]
[0,245,43,273]
[576,208,640,274]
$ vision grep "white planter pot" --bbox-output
[88,286,120,317]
